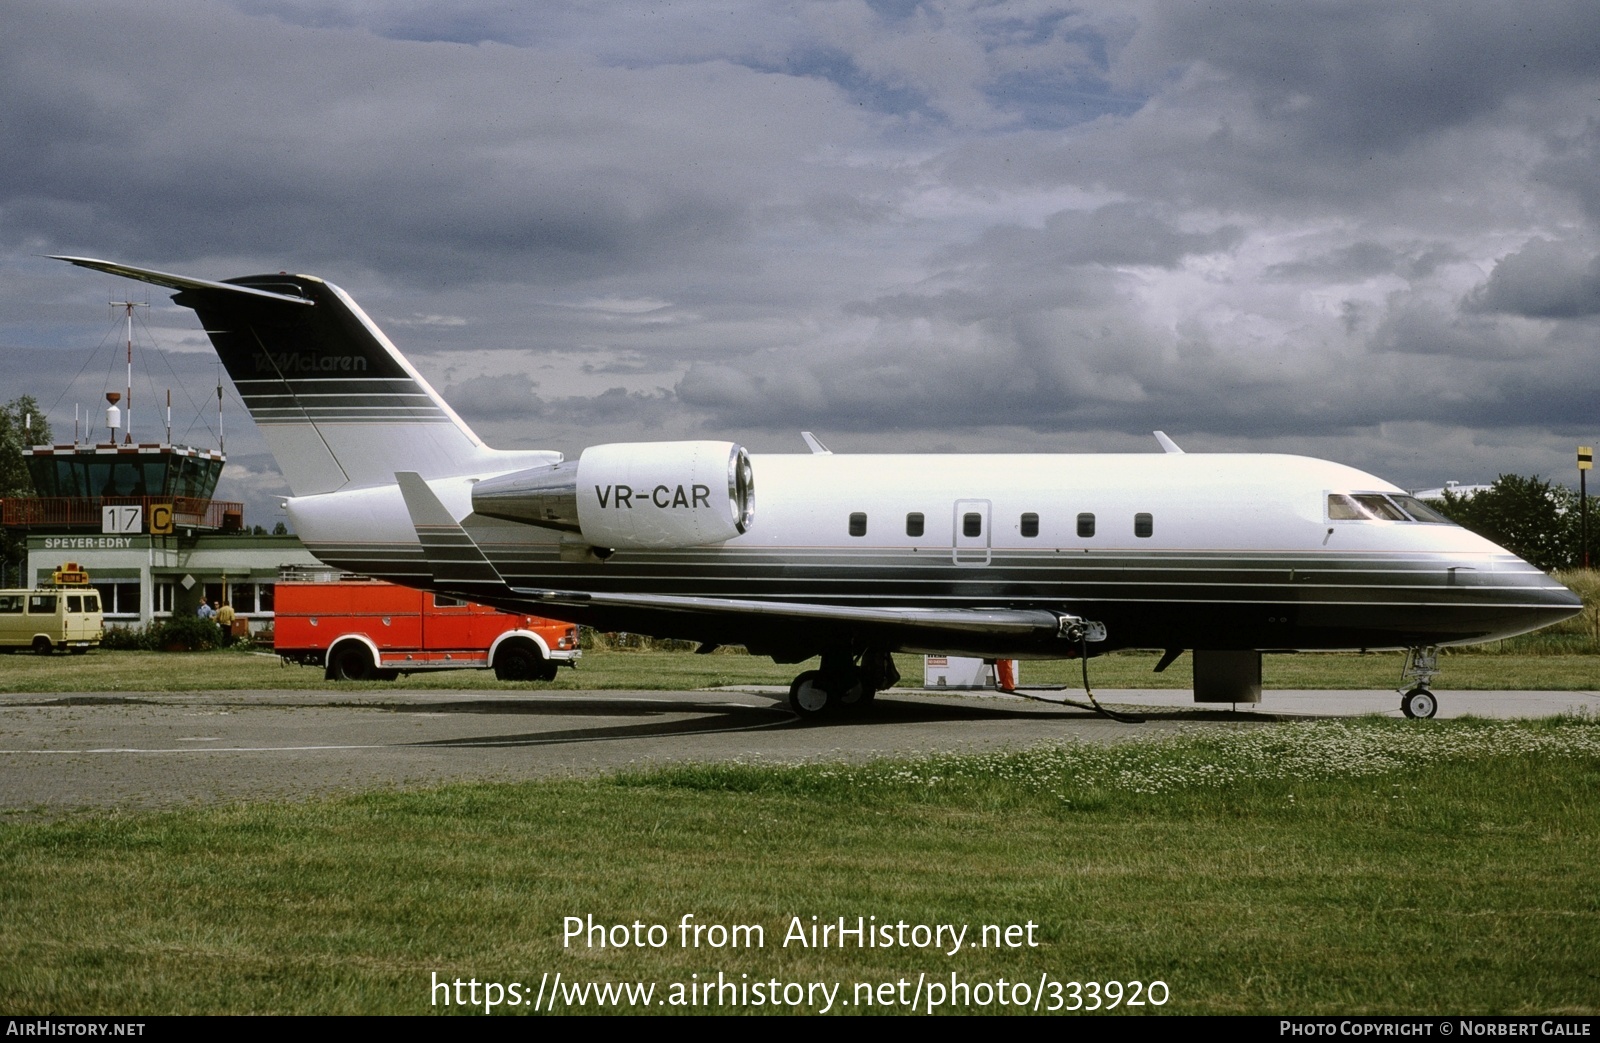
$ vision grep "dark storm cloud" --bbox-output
[5,0,1598,495]
[1261,242,1461,283]
[1537,120,1600,225]
[438,373,547,423]
[1119,0,1600,157]
[955,203,1243,271]
[442,372,675,430]
[0,2,858,286]
[1465,239,1600,318]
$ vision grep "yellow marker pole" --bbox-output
[1580,446,1592,570]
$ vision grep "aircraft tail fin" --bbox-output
[54,256,557,496]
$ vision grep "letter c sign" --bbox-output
[150,503,175,535]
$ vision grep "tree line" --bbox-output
[0,395,51,584]
[1428,474,1597,573]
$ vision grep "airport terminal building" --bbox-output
[23,530,318,630]
[5,441,320,631]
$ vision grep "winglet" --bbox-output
[801,431,832,455]
[395,472,507,596]
[1153,431,1184,454]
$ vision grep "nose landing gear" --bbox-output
[1399,646,1440,719]
[1401,686,1438,719]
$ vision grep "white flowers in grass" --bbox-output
[809,718,1600,796]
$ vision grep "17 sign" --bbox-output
[101,505,142,534]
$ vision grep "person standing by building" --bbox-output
[216,601,236,645]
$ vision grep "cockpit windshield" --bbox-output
[1328,492,1456,524]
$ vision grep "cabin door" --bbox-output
[952,499,992,565]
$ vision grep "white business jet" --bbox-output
[55,257,1583,719]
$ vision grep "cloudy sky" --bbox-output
[4,0,1598,526]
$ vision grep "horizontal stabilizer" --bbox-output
[51,256,314,305]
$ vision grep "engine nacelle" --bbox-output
[471,440,754,550]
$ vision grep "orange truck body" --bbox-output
[273,573,579,681]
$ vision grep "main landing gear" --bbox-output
[788,649,899,720]
[1399,646,1440,719]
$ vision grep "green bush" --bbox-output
[154,615,226,651]
[99,623,158,651]
[103,618,227,652]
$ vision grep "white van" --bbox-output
[0,587,105,654]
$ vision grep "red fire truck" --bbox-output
[273,568,580,682]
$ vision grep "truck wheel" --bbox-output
[32,637,52,656]
[327,643,376,681]
[493,643,544,682]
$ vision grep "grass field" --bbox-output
[2,717,1597,1015]
[0,646,1596,695]
[2,582,1595,1015]
[4,568,1588,694]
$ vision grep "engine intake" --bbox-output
[472,440,754,550]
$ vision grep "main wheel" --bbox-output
[1401,686,1438,719]
[831,667,869,710]
[31,637,52,656]
[789,670,832,719]
[327,643,376,681]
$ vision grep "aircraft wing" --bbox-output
[506,587,1066,636]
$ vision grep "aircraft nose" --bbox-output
[1489,557,1584,638]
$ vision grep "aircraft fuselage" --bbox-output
[288,451,1579,661]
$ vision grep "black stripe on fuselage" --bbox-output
[299,541,1570,652]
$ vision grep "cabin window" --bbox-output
[28,595,57,615]
[0,595,21,614]
[1020,513,1039,538]
[1077,512,1096,538]
[906,512,924,537]
[962,513,982,538]
[849,512,868,537]
[433,594,467,608]
[67,596,83,613]
[85,594,100,614]
[1135,512,1153,538]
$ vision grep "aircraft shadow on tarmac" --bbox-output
[393,693,1284,750]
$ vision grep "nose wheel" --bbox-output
[1399,646,1441,719]
[1401,686,1438,719]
